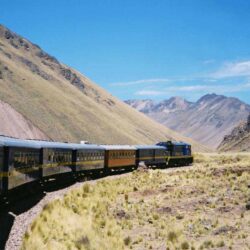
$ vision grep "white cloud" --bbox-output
[168,85,210,91]
[110,78,170,86]
[135,83,250,97]
[135,90,164,96]
[211,60,250,78]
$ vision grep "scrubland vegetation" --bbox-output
[22,153,250,249]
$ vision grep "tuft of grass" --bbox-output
[216,240,225,247]
[167,231,178,243]
[181,241,189,249]
[124,236,131,246]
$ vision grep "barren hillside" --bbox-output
[0,25,207,151]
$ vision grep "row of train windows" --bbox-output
[47,152,72,163]
[110,151,135,159]
[77,152,104,159]
[13,151,40,168]
[77,155,104,161]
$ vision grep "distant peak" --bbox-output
[169,96,185,101]
[163,96,191,105]
[197,93,224,103]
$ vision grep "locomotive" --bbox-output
[0,136,193,196]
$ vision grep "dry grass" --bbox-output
[22,153,250,249]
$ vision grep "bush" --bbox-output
[181,241,189,249]
[124,236,131,246]
[167,231,178,243]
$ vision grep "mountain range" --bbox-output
[126,94,250,149]
[0,24,208,152]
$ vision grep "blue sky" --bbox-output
[1,0,250,103]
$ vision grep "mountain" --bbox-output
[218,114,250,152]
[126,97,192,114]
[0,25,208,151]
[126,94,250,149]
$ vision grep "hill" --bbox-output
[0,25,207,151]
[126,94,250,149]
[218,114,250,152]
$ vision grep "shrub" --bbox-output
[83,183,90,193]
[181,241,189,249]
[167,231,178,243]
[216,240,225,247]
[124,236,131,246]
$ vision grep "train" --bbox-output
[0,136,193,196]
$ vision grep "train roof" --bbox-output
[101,145,136,150]
[0,136,41,149]
[172,142,191,146]
[134,145,166,150]
[28,140,76,149]
[157,141,191,147]
[0,137,106,150]
[25,139,105,150]
[72,143,105,150]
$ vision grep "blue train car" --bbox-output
[135,145,169,168]
[0,136,41,194]
[73,144,105,172]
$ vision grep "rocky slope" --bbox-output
[126,94,250,149]
[218,114,250,152]
[0,25,207,151]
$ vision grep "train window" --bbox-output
[13,149,40,169]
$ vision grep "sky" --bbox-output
[1,0,250,103]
